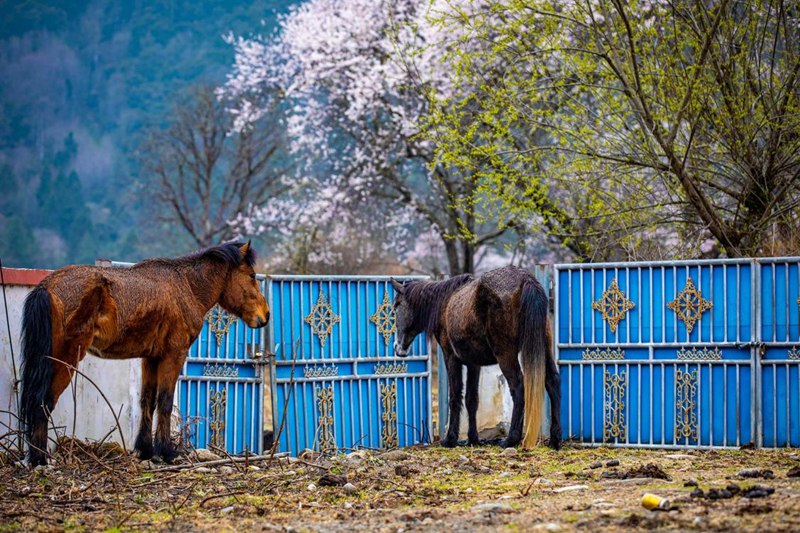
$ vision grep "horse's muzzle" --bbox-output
[393,341,409,358]
[254,313,269,329]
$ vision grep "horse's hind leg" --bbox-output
[32,284,104,464]
[496,351,524,448]
[545,350,562,450]
[153,354,186,462]
[441,350,463,448]
[465,365,480,445]
[134,358,159,459]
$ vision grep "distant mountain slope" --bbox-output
[0,0,293,268]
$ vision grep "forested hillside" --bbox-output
[0,0,292,268]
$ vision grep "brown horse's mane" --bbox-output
[131,241,257,271]
[404,274,474,335]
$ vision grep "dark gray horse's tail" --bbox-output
[519,276,549,448]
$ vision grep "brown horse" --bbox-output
[20,242,269,466]
[391,266,561,449]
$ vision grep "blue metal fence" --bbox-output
[758,258,800,447]
[555,258,800,449]
[266,275,432,455]
[176,276,268,454]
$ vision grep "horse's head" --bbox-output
[390,278,422,357]
[219,241,270,329]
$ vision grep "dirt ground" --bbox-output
[2,439,800,532]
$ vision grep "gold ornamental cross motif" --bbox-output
[592,279,635,333]
[305,292,341,347]
[667,277,712,334]
[370,291,397,346]
[205,305,238,346]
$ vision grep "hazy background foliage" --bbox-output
[0,0,293,268]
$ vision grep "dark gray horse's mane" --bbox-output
[403,274,475,334]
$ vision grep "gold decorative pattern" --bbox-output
[303,364,339,378]
[603,371,626,441]
[788,347,800,360]
[206,305,238,346]
[675,369,699,440]
[316,386,336,453]
[370,291,397,346]
[380,382,398,448]
[582,347,625,360]
[676,346,722,360]
[592,279,635,334]
[209,388,227,449]
[202,363,239,377]
[305,292,341,347]
[667,278,713,334]
[375,362,408,375]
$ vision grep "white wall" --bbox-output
[0,283,141,456]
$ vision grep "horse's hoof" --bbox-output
[440,438,458,448]
[499,438,520,449]
[135,447,154,460]
[549,439,562,451]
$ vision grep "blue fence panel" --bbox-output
[758,258,800,447]
[177,276,267,454]
[555,260,755,448]
[268,276,432,456]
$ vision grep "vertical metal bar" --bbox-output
[673,266,678,343]
[403,375,409,446]
[661,267,666,345]
[723,265,728,343]
[625,362,630,445]
[723,362,728,447]
[774,364,778,447]
[773,263,777,343]
[625,267,631,342]
[590,268,595,346]
[787,363,791,448]
[709,363,714,446]
[710,264,715,343]
[232,380,238,452]
[649,266,654,344]
[638,268,643,343]
[579,360,584,440]
[649,363,654,445]
[568,268,573,345]
[580,268,584,345]
[736,364,741,447]
[567,364,572,442]
[786,263,790,343]
[602,269,608,345]
[754,260,761,448]
[661,363,665,446]
[736,264,741,344]
[371,377,377,448]
[589,363,594,443]
[554,267,560,363]
[637,362,642,444]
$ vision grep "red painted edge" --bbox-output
[0,268,52,286]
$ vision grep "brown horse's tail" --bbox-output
[20,285,54,466]
[519,276,549,449]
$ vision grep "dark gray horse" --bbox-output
[391,266,561,449]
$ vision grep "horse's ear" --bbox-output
[239,241,251,257]
[390,278,404,294]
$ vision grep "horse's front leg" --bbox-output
[465,365,481,445]
[441,350,463,448]
[153,354,185,463]
[134,358,158,459]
